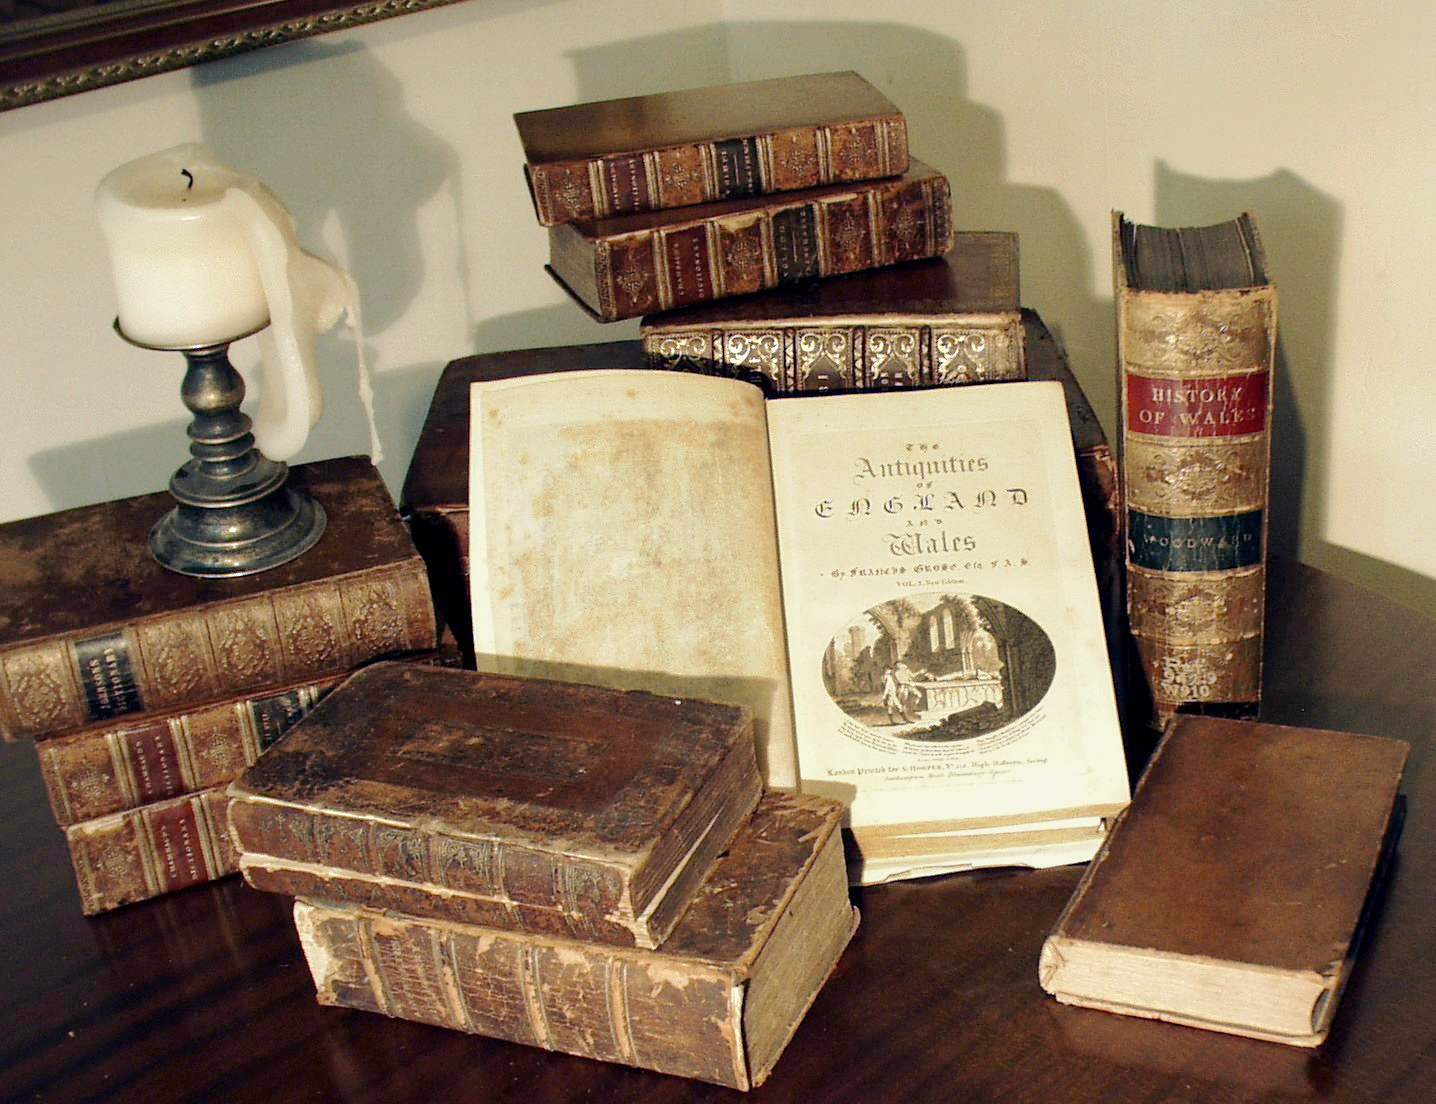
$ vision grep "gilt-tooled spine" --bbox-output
[592,170,951,322]
[528,113,909,225]
[0,561,435,741]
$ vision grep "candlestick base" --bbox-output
[118,320,326,578]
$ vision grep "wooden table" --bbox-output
[2,562,1433,1103]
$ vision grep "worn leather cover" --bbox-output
[639,235,1023,391]
[229,663,761,947]
[517,71,906,225]
[295,792,856,1090]
[1042,716,1407,1040]
[0,457,437,741]
[548,160,953,321]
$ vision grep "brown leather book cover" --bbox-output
[229,663,762,948]
[295,792,857,1090]
[66,784,239,915]
[1039,716,1408,1045]
[1114,213,1276,726]
[516,71,907,225]
[640,234,1024,391]
[0,457,437,742]
[548,160,953,321]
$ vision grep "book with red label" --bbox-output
[516,71,907,226]
[0,457,437,742]
[1114,212,1276,725]
[66,784,239,914]
[548,160,953,322]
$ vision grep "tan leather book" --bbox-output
[294,792,857,1091]
[1114,213,1277,725]
[548,160,953,321]
[1039,716,1408,1046]
[516,71,907,225]
[640,234,1024,391]
[0,456,437,742]
[66,784,239,915]
[228,663,762,948]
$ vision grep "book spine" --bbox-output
[37,677,341,827]
[406,506,474,664]
[528,113,909,226]
[0,560,435,741]
[228,800,629,930]
[295,901,747,1088]
[640,312,1024,393]
[66,786,238,914]
[591,172,952,322]
[1119,287,1276,722]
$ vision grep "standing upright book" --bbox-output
[294,792,857,1091]
[547,160,953,321]
[228,662,762,948]
[1114,213,1276,724]
[0,457,436,742]
[516,71,907,225]
[639,234,1025,392]
[1040,716,1408,1046]
[467,369,1129,882]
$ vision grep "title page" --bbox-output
[767,382,1127,836]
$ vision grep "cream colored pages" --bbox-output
[468,369,796,787]
[766,381,1128,859]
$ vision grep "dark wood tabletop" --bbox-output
[2,561,1433,1103]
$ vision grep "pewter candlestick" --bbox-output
[119,320,325,578]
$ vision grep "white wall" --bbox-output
[1,0,1433,614]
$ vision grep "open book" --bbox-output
[468,370,1129,883]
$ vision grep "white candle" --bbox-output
[95,144,377,463]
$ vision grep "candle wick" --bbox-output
[180,169,194,191]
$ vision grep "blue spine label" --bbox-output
[74,631,144,720]
[1128,510,1263,572]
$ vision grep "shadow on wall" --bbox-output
[569,21,1112,422]
[1156,165,1435,616]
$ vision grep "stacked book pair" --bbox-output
[0,458,439,913]
[227,663,858,1091]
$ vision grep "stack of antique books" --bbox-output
[227,662,858,1090]
[0,458,440,913]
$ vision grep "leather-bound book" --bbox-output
[0,457,437,742]
[229,663,762,949]
[548,160,953,322]
[1040,716,1407,1046]
[67,784,239,914]
[1114,213,1276,725]
[516,71,907,226]
[294,792,857,1091]
[36,638,459,827]
[640,233,1024,391]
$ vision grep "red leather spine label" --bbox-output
[124,722,184,804]
[149,800,209,893]
[664,227,714,307]
[1126,371,1269,438]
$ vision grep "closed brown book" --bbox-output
[549,160,953,322]
[1114,213,1277,725]
[67,784,239,915]
[1039,716,1408,1046]
[229,663,762,948]
[641,234,1024,391]
[516,71,907,226]
[295,792,857,1091]
[0,457,437,742]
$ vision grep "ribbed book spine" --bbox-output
[1119,284,1276,722]
[0,562,435,741]
[37,677,339,826]
[584,171,952,322]
[528,114,908,225]
[66,786,238,914]
[641,312,1023,393]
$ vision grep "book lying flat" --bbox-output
[468,370,1129,882]
[640,234,1025,391]
[516,71,907,225]
[294,792,857,1091]
[1039,716,1408,1046]
[228,663,761,948]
